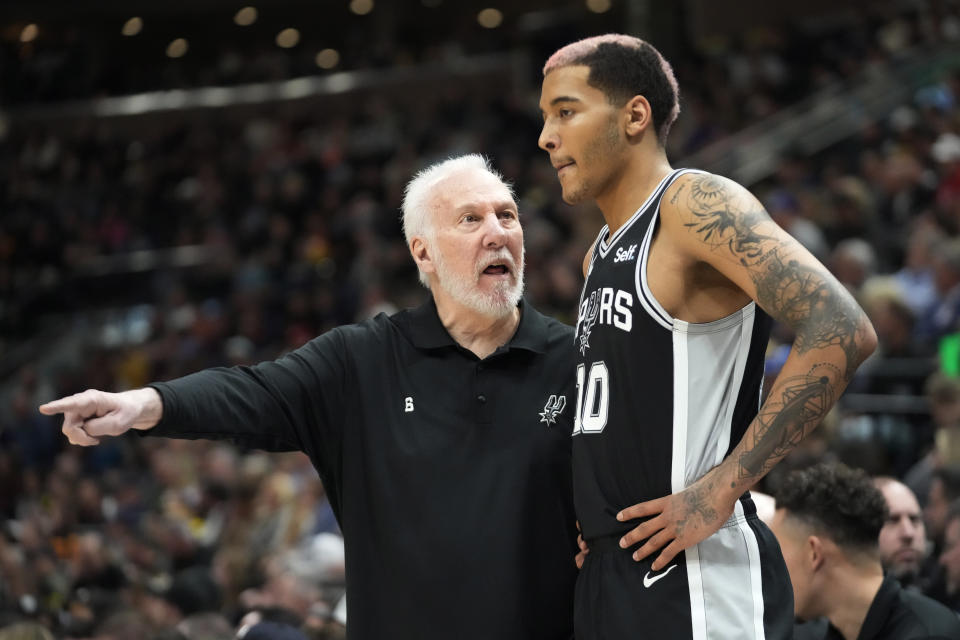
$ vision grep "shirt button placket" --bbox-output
[476,362,490,423]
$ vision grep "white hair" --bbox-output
[401,154,513,287]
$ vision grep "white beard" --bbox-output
[433,246,525,318]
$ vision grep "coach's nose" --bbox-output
[482,212,508,249]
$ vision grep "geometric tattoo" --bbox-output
[738,366,837,479]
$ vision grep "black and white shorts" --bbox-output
[574,507,793,639]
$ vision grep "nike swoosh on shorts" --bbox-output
[642,564,678,588]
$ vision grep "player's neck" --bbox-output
[595,150,672,236]
[435,298,521,359]
[822,563,884,640]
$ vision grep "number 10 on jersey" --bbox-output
[574,361,609,435]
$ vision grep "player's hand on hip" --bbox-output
[616,473,734,571]
[575,521,590,569]
[39,387,163,446]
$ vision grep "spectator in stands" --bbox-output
[904,375,960,503]
[916,238,960,347]
[860,281,921,364]
[892,223,941,320]
[765,189,828,260]
[939,498,960,611]
[829,238,878,294]
[873,477,930,589]
[856,278,932,400]
[771,462,960,639]
[926,465,960,550]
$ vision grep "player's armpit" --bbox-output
[661,172,875,381]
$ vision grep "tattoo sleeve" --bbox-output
[679,174,871,484]
[738,366,836,479]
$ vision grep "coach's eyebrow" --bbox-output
[453,199,517,215]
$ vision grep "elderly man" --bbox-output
[873,477,929,589]
[40,155,578,640]
[771,463,960,639]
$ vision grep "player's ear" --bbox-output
[624,95,653,139]
[807,535,825,572]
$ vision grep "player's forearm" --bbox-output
[723,207,876,492]
[718,313,876,497]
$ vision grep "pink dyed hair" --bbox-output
[543,34,680,143]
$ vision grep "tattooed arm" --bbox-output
[618,172,876,569]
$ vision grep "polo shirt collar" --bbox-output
[405,297,548,354]
[822,575,899,640]
[855,575,900,640]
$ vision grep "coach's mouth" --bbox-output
[480,259,514,280]
[482,263,510,277]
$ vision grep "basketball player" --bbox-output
[40,155,579,640]
[538,35,877,638]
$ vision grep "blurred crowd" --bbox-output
[5,0,960,637]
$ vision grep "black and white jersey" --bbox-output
[572,169,785,638]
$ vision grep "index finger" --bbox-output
[617,496,666,522]
[38,398,80,415]
[39,391,103,416]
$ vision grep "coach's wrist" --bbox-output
[130,387,163,430]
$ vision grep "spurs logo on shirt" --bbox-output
[539,394,567,425]
[576,290,600,355]
[575,286,633,355]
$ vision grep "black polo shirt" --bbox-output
[148,299,578,639]
[793,575,960,640]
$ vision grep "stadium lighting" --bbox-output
[20,24,38,43]
[276,28,300,48]
[234,7,258,26]
[477,8,503,29]
[166,38,189,58]
[586,0,611,13]
[316,48,340,69]
[122,17,143,36]
[350,0,374,16]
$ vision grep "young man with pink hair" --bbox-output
[539,34,877,638]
